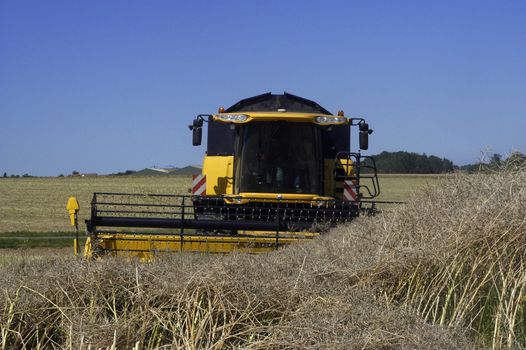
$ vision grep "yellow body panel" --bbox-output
[85,231,318,259]
[214,112,348,124]
[326,157,354,200]
[336,157,353,176]
[202,155,234,195]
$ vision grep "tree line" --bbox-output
[366,151,454,174]
[363,151,526,174]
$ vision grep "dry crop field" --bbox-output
[3,171,525,348]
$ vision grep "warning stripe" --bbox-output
[192,175,206,195]
[343,180,358,202]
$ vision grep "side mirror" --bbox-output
[359,122,373,150]
[192,127,202,146]
[359,131,369,150]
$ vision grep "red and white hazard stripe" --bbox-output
[343,180,358,202]
[192,174,206,196]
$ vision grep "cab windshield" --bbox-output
[236,123,320,194]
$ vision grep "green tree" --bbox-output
[370,151,455,174]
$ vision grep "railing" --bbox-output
[335,152,380,200]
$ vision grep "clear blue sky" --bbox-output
[1,0,525,176]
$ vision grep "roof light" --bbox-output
[216,114,249,123]
[315,115,347,125]
[218,106,225,113]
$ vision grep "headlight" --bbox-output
[215,114,248,123]
[315,116,347,125]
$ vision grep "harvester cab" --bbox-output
[82,92,380,259]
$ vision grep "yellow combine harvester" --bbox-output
[74,93,381,259]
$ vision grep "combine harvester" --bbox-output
[68,93,382,259]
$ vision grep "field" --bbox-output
[2,170,525,349]
[0,174,436,233]
[0,176,190,233]
[0,174,435,250]
[377,173,445,201]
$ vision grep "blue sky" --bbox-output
[1,0,525,176]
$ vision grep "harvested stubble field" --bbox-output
[1,167,525,349]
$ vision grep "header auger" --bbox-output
[72,92,382,259]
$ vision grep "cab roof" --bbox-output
[225,92,332,115]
